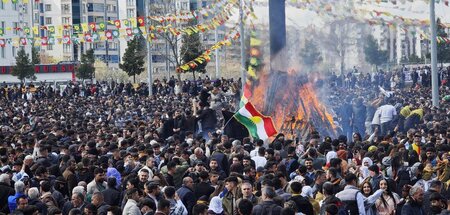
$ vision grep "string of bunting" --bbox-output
[176,2,255,73]
[0,0,242,47]
[361,8,450,27]
[176,23,240,72]
[417,29,450,43]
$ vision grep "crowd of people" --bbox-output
[0,65,449,215]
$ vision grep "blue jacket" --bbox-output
[177,186,196,215]
[8,192,26,212]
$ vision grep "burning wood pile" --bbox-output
[249,70,337,140]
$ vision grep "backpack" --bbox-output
[335,200,350,215]
[261,203,278,215]
[284,200,298,212]
[336,191,361,215]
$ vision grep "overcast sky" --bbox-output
[233,0,450,29]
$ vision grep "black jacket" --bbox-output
[177,186,197,215]
[102,187,121,206]
[319,195,341,215]
[401,199,425,215]
[28,198,48,215]
[290,195,314,215]
[194,181,215,199]
[252,200,282,215]
[96,202,110,215]
[0,182,14,213]
[197,108,217,130]
[211,151,229,176]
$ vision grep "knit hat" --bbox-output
[368,145,378,153]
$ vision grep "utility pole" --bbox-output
[239,0,245,88]
[29,0,36,59]
[145,0,153,96]
[215,28,220,79]
[104,0,109,68]
[430,0,439,107]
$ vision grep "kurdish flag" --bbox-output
[234,102,277,140]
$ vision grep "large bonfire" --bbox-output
[247,69,337,140]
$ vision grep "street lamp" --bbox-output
[430,0,439,107]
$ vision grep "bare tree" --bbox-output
[149,0,186,80]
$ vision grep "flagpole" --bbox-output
[239,0,246,90]
[223,115,235,128]
[104,0,109,69]
[145,0,153,96]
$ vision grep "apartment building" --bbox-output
[28,0,120,66]
[0,1,32,66]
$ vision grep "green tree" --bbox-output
[31,47,40,65]
[77,49,95,81]
[300,39,322,70]
[437,18,450,65]
[12,47,35,83]
[401,55,424,64]
[120,36,145,83]
[364,35,388,70]
[180,30,207,80]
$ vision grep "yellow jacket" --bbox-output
[408,109,424,120]
[399,106,411,117]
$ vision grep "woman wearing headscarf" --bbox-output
[302,186,320,215]
[362,157,373,167]
[207,196,224,215]
[359,166,370,184]
[324,151,338,170]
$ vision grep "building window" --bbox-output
[62,17,70,24]
[47,45,53,50]
[0,1,4,10]
[45,4,51,11]
[45,17,52,25]
[1,22,5,31]
[127,9,134,18]
[0,47,5,58]
[34,13,39,24]
[12,3,17,10]
[12,47,16,57]
[63,44,71,53]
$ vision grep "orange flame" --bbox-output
[249,70,336,139]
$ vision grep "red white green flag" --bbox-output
[234,102,277,140]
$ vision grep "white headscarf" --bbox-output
[359,166,369,180]
[301,186,313,198]
[362,157,373,167]
[326,151,337,163]
[208,196,224,214]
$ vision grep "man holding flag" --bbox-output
[233,102,278,142]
